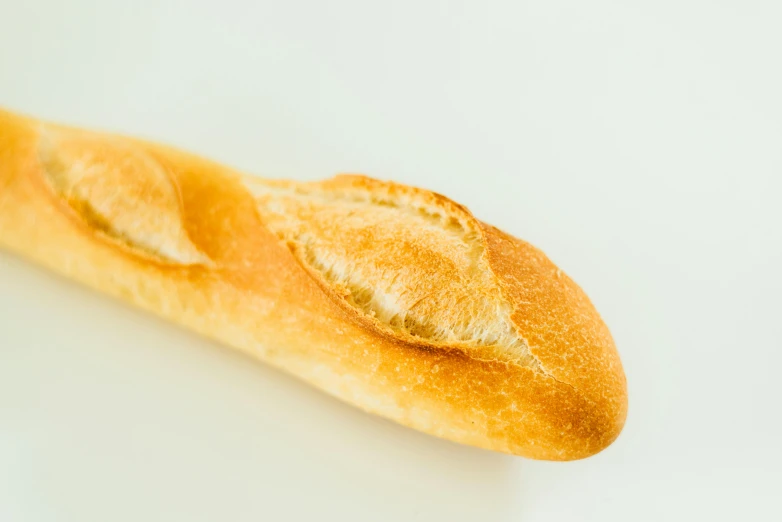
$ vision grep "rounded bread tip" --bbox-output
[514,369,627,461]
[477,222,627,460]
[565,378,627,460]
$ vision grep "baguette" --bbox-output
[0,108,627,460]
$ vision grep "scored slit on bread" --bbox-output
[244,176,541,369]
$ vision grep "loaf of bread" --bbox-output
[0,108,627,460]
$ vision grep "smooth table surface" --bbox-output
[1,2,781,521]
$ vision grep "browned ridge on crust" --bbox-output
[0,108,627,460]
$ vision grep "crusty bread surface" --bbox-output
[0,108,627,460]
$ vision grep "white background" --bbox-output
[1,1,780,520]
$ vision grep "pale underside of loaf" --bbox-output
[0,109,627,460]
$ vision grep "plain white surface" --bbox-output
[1,1,781,520]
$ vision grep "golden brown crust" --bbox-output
[0,108,627,460]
